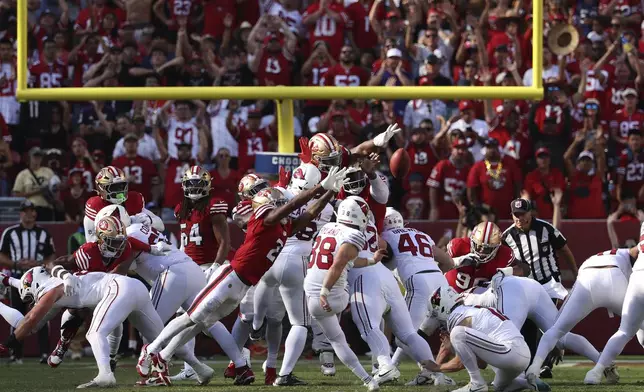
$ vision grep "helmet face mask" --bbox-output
[238,174,269,200]
[470,222,502,263]
[96,166,129,204]
[96,216,127,258]
[310,134,342,173]
[343,169,367,195]
[317,152,342,173]
[430,286,461,322]
[182,166,211,200]
[252,187,287,210]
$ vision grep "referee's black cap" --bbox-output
[20,199,36,211]
[511,198,531,215]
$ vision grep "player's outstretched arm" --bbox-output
[265,167,347,227]
[292,189,336,233]
[433,246,455,272]
[350,124,402,158]
[12,285,63,341]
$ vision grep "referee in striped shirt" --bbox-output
[0,200,55,363]
[502,198,578,378]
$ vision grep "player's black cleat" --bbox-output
[273,373,307,386]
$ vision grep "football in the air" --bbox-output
[390,148,411,179]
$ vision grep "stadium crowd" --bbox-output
[0,0,643,224]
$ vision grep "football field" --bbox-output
[2,356,644,392]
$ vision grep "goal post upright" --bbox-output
[15,0,543,154]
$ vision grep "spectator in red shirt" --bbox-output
[467,138,522,219]
[427,137,471,221]
[162,143,194,221]
[210,147,240,213]
[74,0,126,36]
[225,103,275,174]
[401,172,428,220]
[564,132,607,219]
[488,110,532,173]
[61,169,91,224]
[405,124,441,188]
[67,34,102,87]
[609,88,644,146]
[302,0,349,59]
[111,133,160,204]
[523,147,566,220]
[248,17,296,86]
[616,128,644,206]
[323,45,369,87]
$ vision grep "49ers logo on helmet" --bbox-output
[292,167,305,179]
[237,181,245,193]
[97,219,110,231]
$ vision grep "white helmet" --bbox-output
[19,266,50,302]
[343,167,367,195]
[288,163,321,195]
[383,207,404,231]
[336,196,370,232]
[430,286,462,322]
[95,204,131,227]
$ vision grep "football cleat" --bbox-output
[224,362,236,379]
[365,378,380,391]
[434,373,456,386]
[136,344,151,378]
[540,366,553,379]
[451,382,488,392]
[264,366,277,385]
[233,366,255,385]
[48,338,70,368]
[77,372,116,389]
[110,356,118,372]
[527,372,539,391]
[249,318,266,341]
[149,353,171,386]
[584,368,603,385]
[169,368,198,381]
[135,376,167,387]
[319,352,336,376]
[604,363,619,384]
[273,373,307,386]
[373,364,399,385]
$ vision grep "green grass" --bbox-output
[2,356,644,391]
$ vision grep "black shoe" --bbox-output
[110,356,118,372]
[540,366,553,379]
[40,354,48,364]
[249,319,266,341]
[273,373,307,386]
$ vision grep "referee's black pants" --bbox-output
[9,287,50,358]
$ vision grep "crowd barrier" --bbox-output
[1,220,642,356]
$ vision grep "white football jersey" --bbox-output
[581,249,633,281]
[304,222,366,297]
[284,200,334,254]
[357,214,379,260]
[36,272,117,309]
[447,305,523,343]
[127,223,193,282]
[267,2,303,35]
[167,117,199,159]
[381,227,440,281]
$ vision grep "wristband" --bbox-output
[320,287,330,297]
[367,258,376,266]
[497,267,513,276]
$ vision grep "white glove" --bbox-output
[150,241,172,256]
[373,123,402,147]
[320,167,348,192]
[204,263,221,282]
[63,274,81,296]
[130,212,153,226]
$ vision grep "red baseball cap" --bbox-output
[459,100,474,112]
[535,147,550,157]
[452,138,468,149]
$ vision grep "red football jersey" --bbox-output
[426,159,471,219]
[523,168,566,220]
[582,67,613,101]
[406,143,440,185]
[305,59,331,107]
[203,0,236,39]
[302,2,349,59]
[210,169,241,213]
[175,197,228,265]
[73,241,133,273]
[234,125,273,174]
[323,64,369,87]
[567,171,605,219]
[163,158,194,209]
[605,81,637,115]
[69,159,96,191]
[111,155,159,203]
[74,5,126,32]
[609,109,644,145]
[256,51,293,86]
[345,1,378,50]
[467,157,521,219]
[84,191,145,221]
[531,102,566,135]
[617,151,644,198]
[169,0,202,27]
[230,203,292,285]
[445,237,515,293]
[29,60,68,88]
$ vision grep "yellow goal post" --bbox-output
[15,0,543,154]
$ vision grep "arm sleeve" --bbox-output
[369,174,389,204]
